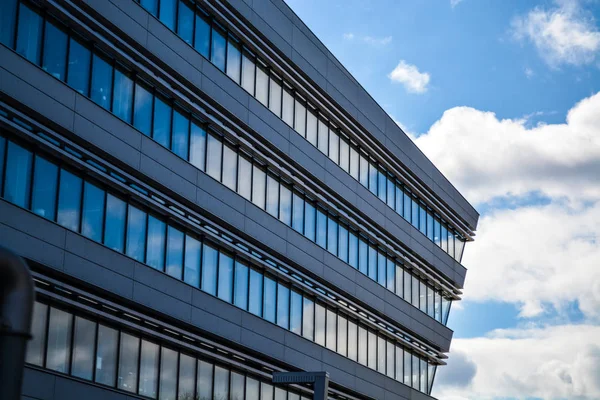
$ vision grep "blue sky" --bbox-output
[285,0,600,398]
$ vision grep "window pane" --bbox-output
[348,231,358,269]
[317,119,328,154]
[263,276,277,323]
[301,296,314,340]
[222,144,238,191]
[261,383,273,400]
[282,88,294,127]
[139,340,159,398]
[231,372,245,400]
[388,342,396,379]
[57,169,82,232]
[226,40,242,83]
[358,326,367,365]
[359,154,368,187]
[255,65,269,106]
[304,201,316,241]
[368,244,377,281]
[118,333,140,392]
[396,345,403,381]
[159,0,176,30]
[133,82,153,136]
[241,53,255,95]
[26,302,47,366]
[276,283,290,329]
[338,224,348,262]
[419,205,427,235]
[279,184,292,226]
[291,192,304,233]
[214,366,230,400]
[201,243,218,295]
[206,134,223,180]
[234,261,249,310]
[378,170,386,201]
[237,156,252,200]
[328,131,339,164]
[42,21,67,80]
[46,307,72,373]
[306,109,317,146]
[211,28,226,71]
[190,122,206,170]
[448,230,455,258]
[427,212,434,241]
[387,258,396,291]
[395,185,403,213]
[72,316,96,380]
[90,54,113,110]
[166,226,184,280]
[404,350,411,385]
[290,290,302,335]
[387,177,395,208]
[194,14,210,58]
[218,252,234,303]
[340,138,349,172]
[16,4,42,64]
[316,208,327,248]
[0,137,5,195]
[251,165,266,209]
[96,325,118,386]
[113,69,134,123]
[368,162,377,195]
[368,330,377,369]
[178,354,196,400]
[337,315,347,356]
[126,205,147,262]
[275,388,286,400]
[347,320,357,362]
[377,336,386,373]
[172,110,190,159]
[350,147,359,180]
[31,156,58,220]
[412,198,420,229]
[184,235,201,288]
[266,174,279,217]
[412,355,420,390]
[403,190,411,221]
[104,194,127,252]
[269,76,282,117]
[4,142,33,208]
[443,297,451,325]
[327,216,338,255]
[358,238,368,275]
[146,216,166,271]
[315,303,325,346]
[159,347,178,400]
[177,0,194,45]
[153,97,172,148]
[81,182,105,242]
[245,377,259,400]
[412,277,420,308]
[249,268,263,317]
[294,99,306,136]
[441,224,448,252]
[197,361,213,400]
[140,0,158,15]
[403,270,411,302]
[0,0,17,47]
[427,285,434,317]
[377,252,386,286]
[434,291,442,322]
[326,309,336,351]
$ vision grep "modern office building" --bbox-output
[0,0,479,399]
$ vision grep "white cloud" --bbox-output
[343,33,392,46]
[512,0,600,67]
[524,66,535,78]
[451,0,464,8]
[388,60,431,93]
[363,35,392,46]
[414,91,600,204]
[434,325,600,399]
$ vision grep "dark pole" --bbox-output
[0,246,35,400]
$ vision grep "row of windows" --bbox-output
[0,0,454,324]
[27,301,316,400]
[131,0,467,262]
[0,134,439,394]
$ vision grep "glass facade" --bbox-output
[131,0,468,263]
[1,132,439,394]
